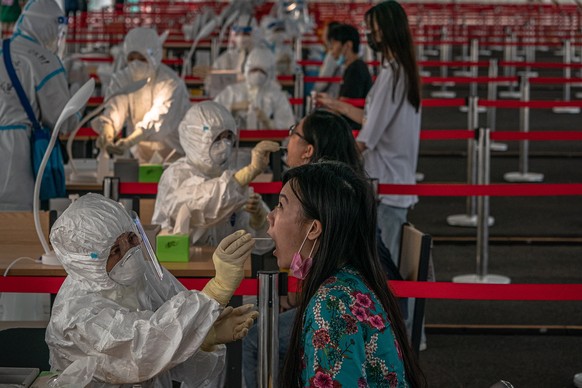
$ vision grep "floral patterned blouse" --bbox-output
[300,266,409,388]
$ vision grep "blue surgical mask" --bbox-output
[336,54,345,67]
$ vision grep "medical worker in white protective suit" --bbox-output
[152,101,277,254]
[0,0,77,211]
[46,193,259,387]
[212,13,257,73]
[214,46,295,130]
[261,16,296,76]
[92,27,191,163]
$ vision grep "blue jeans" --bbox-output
[377,203,408,264]
[242,308,297,388]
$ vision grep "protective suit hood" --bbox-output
[179,101,237,177]
[123,27,163,70]
[244,47,276,86]
[13,0,65,53]
[50,193,133,292]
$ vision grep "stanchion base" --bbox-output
[517,71,539,77]
[424,49,439,56]
[576,92,582,99]
[431,90,457,98]
[415,172,425,182]
[490,142,508,152]
[479,49,492,56]
[552,107,581,114]
[453,70,472,77]
[452,274,511,284]
[459,105,487,113]
[419,70,431,77]
[503,172,544,182]
[446,214,495,228]
[498,90,521,99]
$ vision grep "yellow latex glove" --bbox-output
[95,123,116,151]
[244,192,267,230]
[233,140,280,186]
[201,304,259,351]
[231,100,250,112]
[202,230,255,306]
[255,108,274,129]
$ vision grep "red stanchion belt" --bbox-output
[2,276,582,301]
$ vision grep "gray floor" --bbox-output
[410,50,582,387]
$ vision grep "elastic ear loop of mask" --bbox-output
[297,220,317,258]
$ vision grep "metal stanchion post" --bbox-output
[258,271,280,388]
[504,76,544,182]
[499,31,521,98]
[431,26,456,98]
[454,128,510,284]
[554,40,580,114]
[447,97,494,227]
[487,59,508,151]
[460,39,485,113]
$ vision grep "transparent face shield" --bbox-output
[130,211,164,281]
[57,15,68,60]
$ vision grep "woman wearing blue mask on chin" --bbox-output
[268,161,426,387]
[315,23,372,130]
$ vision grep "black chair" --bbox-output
[398,222,432,356]
[0,327,50,370]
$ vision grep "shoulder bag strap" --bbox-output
[2,38,42,131]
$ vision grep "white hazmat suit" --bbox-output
[46,193,232,387]
[0,0,77,211]
[214,47,294,130]
[152,101,276,253]
[92,27,191,163]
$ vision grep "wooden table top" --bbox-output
[0,244,250,278]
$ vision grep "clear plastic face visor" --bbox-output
[130,211,164,281]
[57,16,68,59]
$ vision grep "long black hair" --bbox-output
[366,0,421,112]
[279,161,426,387]
[301,109,364,174]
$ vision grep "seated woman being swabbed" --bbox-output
[268,161,426,387]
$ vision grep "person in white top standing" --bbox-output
[315,0,421,262]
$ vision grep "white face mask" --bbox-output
[109,246,146,286]
[234,35,253,50]
[209,138,233,166]
[128,60,153,81]
[246,71,267,87]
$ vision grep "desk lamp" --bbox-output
[34,78,95,265]
[67,78,149,182]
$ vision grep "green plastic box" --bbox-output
[156,234,190,262]
[139,164,163,183]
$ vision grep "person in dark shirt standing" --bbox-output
[321,23,373,129]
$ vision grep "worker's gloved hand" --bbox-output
[231,100,250,112]
[233,141,280,186]
[202,230,255,306]
[95,123,116,151]
[192,65,211,79]
[108,127,148,155]
[201,304,259,351]
[255,108,274,129]
[244,192,267,230]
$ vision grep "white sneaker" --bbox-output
[574,372,582,388]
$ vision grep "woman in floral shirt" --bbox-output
[267,161,425,387]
